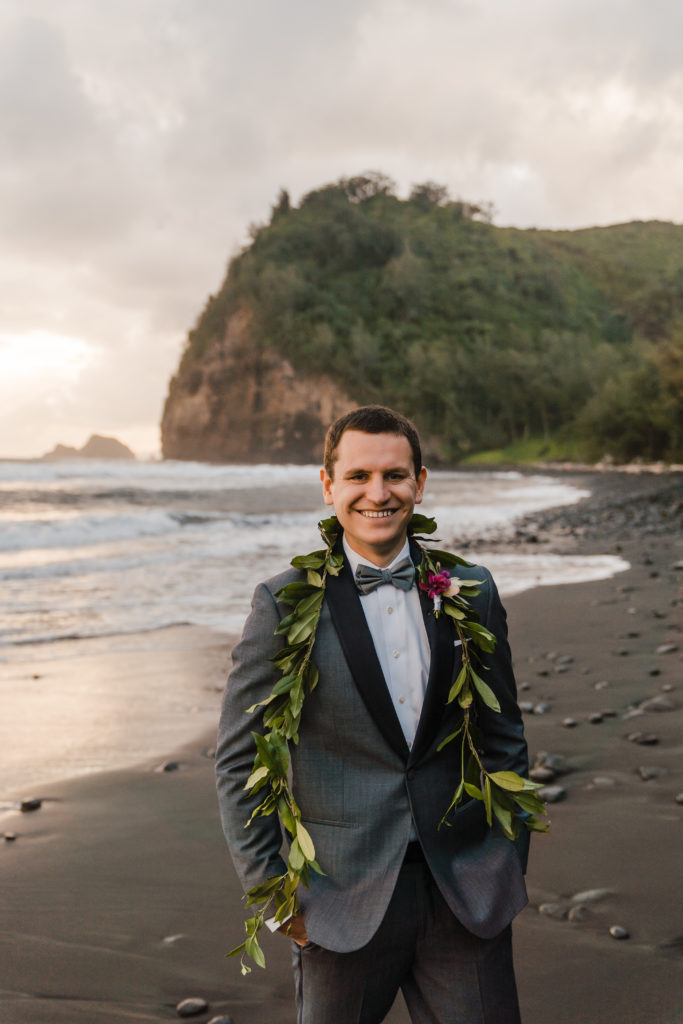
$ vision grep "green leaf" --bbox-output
[464,622,496,652]
[244,765,270,791]
[470,670,501,713]
[296,591,325,616]
[291,551,326,569]
[443,603,465,620]
[288,837,305,871]
[491,798,516,839]
[447,666,467,704]
[287,615,317,645]
[488,771,526,792]
[424,548,472,567]
[244,934,266,969]
[307,569,323,588]
[296,823,316,861]
[408,514,437,535]
[484,775,492,826]
[526,816,551,833]
[464,782,484,800]
[436,722,464,751]
[278,797,296,835]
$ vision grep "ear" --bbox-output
[414,466,427,505]
[320,467,334,506]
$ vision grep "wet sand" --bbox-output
[1,472,681,1024]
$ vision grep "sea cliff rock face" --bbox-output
[161,310,354,463]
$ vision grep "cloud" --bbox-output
[0,0,682,456]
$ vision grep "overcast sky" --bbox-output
[1,0,682,458]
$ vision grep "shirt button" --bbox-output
[392,650,400,659]
[387,606,394,615]
[398,696,405,704]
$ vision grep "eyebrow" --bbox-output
[343,466,410,477]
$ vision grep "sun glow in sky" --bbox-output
[1,0,682,458]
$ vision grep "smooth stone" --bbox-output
[639,696,676,713]
[589,712,604,724]
[534,752,569,773]
[572,888,612,903]
[3,833,17,842]
[671,560,683,570]
[176,997,209,1018]
[595,680,610,690]
[162,934,186,944]
[638,765,667,781]
[656,643,678,655]
[568,905,590,922]
[614,649,630,656]
[627,732,659,745]
[562,717,578,728]
[557,654,574,665]
[609,925,630,940]
[529,766,555,783]
[555,665,569,674]
[626,631,640,638]
[158,761,181,772]
[539,902,567,920]
[536,669,550,677]
[538,785,567,803]
[591,776,616,788]
[649,667,661,676]
[601,709,618,718]
[520,682,531,690]
[20,798,42,812]
[534,703,551,714]
[207,1018,236,1024]
[519,701,535,713]
[661,683,674,692]
[675,793,683,805]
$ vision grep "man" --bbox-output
[216,405,530,1024]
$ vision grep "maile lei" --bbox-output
[229,513,549,973]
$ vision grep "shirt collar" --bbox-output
[342,535,411,575]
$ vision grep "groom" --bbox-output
[216,405,530,1024]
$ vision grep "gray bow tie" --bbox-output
[354,557,415,595]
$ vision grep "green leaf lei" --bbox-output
[228,513,549,974]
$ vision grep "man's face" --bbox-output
[320,430,427,566]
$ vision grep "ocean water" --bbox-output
[0,459,628,649]
[0,459,630,796]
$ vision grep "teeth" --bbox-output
[360,510,395,518]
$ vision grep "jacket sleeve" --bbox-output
[215,582,288,894]
[474,568,531,871]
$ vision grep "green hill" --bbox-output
[163,174,683,464]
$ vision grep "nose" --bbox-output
[365,472,390,505]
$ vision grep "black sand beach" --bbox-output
[1,470,681,1024]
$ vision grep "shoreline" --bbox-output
[1,473,681,1023]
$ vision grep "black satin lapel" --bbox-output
[409,586,457,764]
[325,564,410,761]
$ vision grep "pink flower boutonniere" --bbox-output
[419,568,460,615]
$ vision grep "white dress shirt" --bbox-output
[343,537,431,750]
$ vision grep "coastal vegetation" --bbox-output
[168,173,683,463]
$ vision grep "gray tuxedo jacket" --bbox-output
[215,545,529,952]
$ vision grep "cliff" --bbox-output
[160,309,353,463]
[160,174,683,464]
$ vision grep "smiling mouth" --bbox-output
[358,509,397,518]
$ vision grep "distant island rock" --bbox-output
[42,434,136,461]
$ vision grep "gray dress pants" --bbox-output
[291,854,522,1024]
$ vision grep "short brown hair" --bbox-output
[323,406,422,479]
